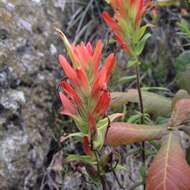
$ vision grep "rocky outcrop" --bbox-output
[0,0,66,189]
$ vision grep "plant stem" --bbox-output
[135,63,146,190]
[94,151,108,190]
[135,64,144,124]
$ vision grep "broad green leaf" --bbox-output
[111,89,172,117]
[146,132,190,190]
[105,122,166,145]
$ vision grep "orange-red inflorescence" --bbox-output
[102,0,151,54]
[58,36,115,155]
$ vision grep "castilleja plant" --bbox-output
[56,29,121,158]
[102,0,151,63]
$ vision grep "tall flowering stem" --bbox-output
[102,0,151,57]
[102,1,152,188]
[56,29,115,158]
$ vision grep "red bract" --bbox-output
[58,33,115,154]
[102,0,151,54]
[88,113,97,140]
[83,136,92,156]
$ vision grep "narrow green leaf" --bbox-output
[66,154,96,165]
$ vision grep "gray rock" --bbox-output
[0,0,66,189]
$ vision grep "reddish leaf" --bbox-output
[88,112,97,140]
[105,122,166,145]
[60,81,82,106]
[93,90,110,116]
[92,40,103,74]
[58,55,78,85]
[170,98,190,127]
[135,0,144,26]
[146,132,190,190]
[83,136,92,156]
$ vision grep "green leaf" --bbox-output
[66,154,96,165]
[111,89,172,117]
[93,116,109,150]
[60,132,84,142]
[178,19,190,38]
[135,33,151,56]
[127,113,141,123]
[133,24,149,43]
[157,0,179,6]
[119,75,136,83]
[149,140,161,150]
[94,113,124,149]
[127,58,138,67]
[115,164,128,171]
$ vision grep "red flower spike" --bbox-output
[58,55,78,85]
[93,90,110,116]
[115,33,130,54]
[135,0,144,26]
[83,136,92,156]
[88,113,97,140]
[92,40,103,75]
[102,11,121,33]
[76,68,89,90]
[102,0,150,55]
[92,53,115,96]
[73,46,87,70]
[60,81,82,106]
[58,33,115,140]
[59,92,76,116]
[80,42,91,64]
[86,42,93,56]
[129,0,135,7]
[117,0,126,18]
[102,53,115,83]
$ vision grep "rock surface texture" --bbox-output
[0,0,66,189]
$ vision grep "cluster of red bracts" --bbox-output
[58,36,115,156]
[102,0,151,54]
